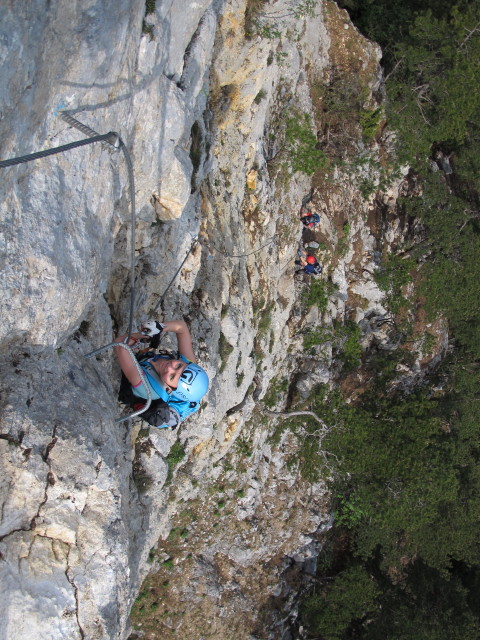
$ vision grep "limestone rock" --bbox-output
[0,0,400,638]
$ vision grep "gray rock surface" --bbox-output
[0,1,421,638]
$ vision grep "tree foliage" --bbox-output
[386,4,480,163]
[298,4,480,637]
[285,111,327,175]
[300,362,480,638]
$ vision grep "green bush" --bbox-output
[285,111,327,176]
[165,442,186,483]
[166,442,185,466]
[254,88,267,104]
[302,327,332,351]
[219,332,233,372]
[374,254,415,315]
[301,279,336,311]
[339,321,363,371]
[334,493,370,528]
[359,107,383,141]
[302,564,380,639]
[141,20,155,40]
[263,376,289,408]
[145,0,156,15]
[336,222,351,257]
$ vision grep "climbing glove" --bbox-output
[141,320,166,350]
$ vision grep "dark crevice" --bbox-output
[0,525,33,544]
[0,424,60,542]
[0,430,25,446]
[189,120,204,192]
[66,546,86,640]
[42,424,58,462]
[176,9,210,90]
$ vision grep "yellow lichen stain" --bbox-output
[224,418,238,442]
[219,9,244,37]
[192,438,215,457]
[246,169,257,190]
[200,188,213,216]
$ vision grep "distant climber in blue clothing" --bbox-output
[295,246,323,276]
[300,212,320,228]
[114,319,209,429]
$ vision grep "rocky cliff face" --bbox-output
[0,1,418,639]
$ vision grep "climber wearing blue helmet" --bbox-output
[114,319,209,429]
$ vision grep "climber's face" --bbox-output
[156,358,188,393]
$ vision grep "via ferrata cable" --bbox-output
[0,112,144,422]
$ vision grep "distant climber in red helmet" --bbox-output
[295,245,323,275]
[300,211,320,228]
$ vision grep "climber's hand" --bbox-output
[141,320,165,337]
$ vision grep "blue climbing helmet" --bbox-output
[171,362,209,406]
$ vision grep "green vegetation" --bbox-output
[257,301,275,335]
[142,0,155,41]
[165,442,185,484]
[403,174,480,357]
[339,321,362,371]
[254,88,267,104]
[301,279,337,311]
[145,0,156,14]
[142,0,156,40]
[301,565,380,639]
[245,0,317,40]
[374,254,415,315]
[301,321,361,370]
[130,578,164,623]
[166,442,185,467]
[147,548,156,564]
[335,222,351,258]
[142,20,154,40]
[263,376,289,408]
[298,2,480,637]
[302,327,331,352]
[167,528,182,543]
[221,303,229,319]
[284,111,327,175]
[359,106,383,141]
[235,437,253,458]
[317,70,364,122]
[298,357,480,637]
[219,332,234,372]
[312,68,370,164]
[386,6,480,165]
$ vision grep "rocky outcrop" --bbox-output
[0,1,423,639]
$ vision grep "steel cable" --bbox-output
[0,132,119,168]
[0,112,137,349]
[197,235,276,259]
[150,236,198,317]
[118,139,136,338]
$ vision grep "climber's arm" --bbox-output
[161,319,196,362]
[113,333,144,387]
